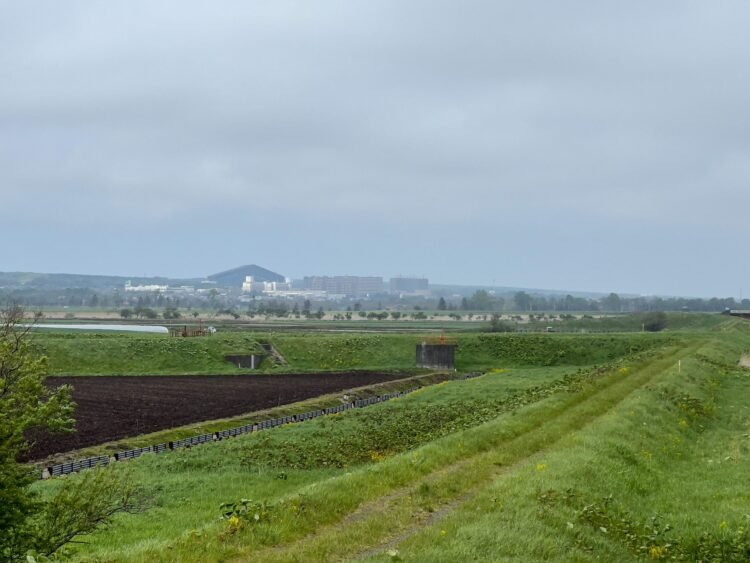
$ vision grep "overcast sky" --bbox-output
[2,1,749,297]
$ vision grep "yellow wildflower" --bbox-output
[649,545,667,559]
[228,515,242,530]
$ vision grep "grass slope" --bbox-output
[32,333,262,375]
[30,330,670,376]
[269,332,669,372]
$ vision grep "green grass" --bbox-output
[35,364,584,561]
[31,332,263,375]
[27,321,750,561]
[270,333,421,371]
[272,332,672,372]
[362,327,750,562]
[454,332,670,370]
[29,329,675,376]
[32,324,750,561]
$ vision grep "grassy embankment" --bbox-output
[32,331,663,463]
[31,332,264,376]
[33,329,671,376]
[31,321,750,561]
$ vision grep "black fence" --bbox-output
[42,455,110,479]
[40,372,487,480]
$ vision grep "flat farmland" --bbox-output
[33,372,409,459]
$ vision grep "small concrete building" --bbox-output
[416,342,456,370]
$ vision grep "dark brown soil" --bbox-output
[32,372,409,460]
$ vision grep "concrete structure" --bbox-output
[416,342,456,370]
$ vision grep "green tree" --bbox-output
[135,307,158,320]
[0,306,149,561]
[468,290,493,311]
[603,292,621,312]
[437,297,447,311]
[0,306,74,559]
[163,307,181,320]
[488,312,514,332]
[643,311,667,332]
[513,291,532,311]
[208,288,219,309]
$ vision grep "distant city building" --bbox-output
[124,281,169,292]
[389,277,429,294]
[242,276,293,294]
[170,285,196,294]
[302,276,383,296]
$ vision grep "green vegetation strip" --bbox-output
[32,332,263,375]
[31,329,671,376]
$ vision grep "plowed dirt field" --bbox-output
[33,372,409,459]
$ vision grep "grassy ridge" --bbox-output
[30,330,671,375]
[455,333,668,369]
[32,333,263,375]
[268,332,670,372]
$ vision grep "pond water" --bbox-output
[28,324,169,334]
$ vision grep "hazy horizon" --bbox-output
[0,265,736,300]
[3,2,749,298]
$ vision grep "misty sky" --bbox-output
[2,2,749,297]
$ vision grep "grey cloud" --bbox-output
[2,1,749,294]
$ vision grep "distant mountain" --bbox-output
[0,264,285,291]
[208,265,285,287]
[0,271,196,290]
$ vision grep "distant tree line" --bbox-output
[2,287,747,316]
[437,290,749,314]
